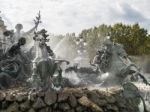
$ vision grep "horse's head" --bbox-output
[99,42,129,75]
[114,43,127,58]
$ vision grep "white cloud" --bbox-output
[0,0,150,34]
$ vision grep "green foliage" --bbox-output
[111,23,149,55]
[80,24,111,58]
[54,23,150,60]
[79,23,150,58]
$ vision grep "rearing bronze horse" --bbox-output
[29,29,69,90]
[96,39,150,86]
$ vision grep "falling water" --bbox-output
[53,37,77,61]
[54,37,68,58]
[138,100,144,112]
[98,72,110,81]
[62,71,81,85]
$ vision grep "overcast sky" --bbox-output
[0,0,150,35]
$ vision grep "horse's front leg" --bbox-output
[43,76,54,91]
[54,63,63,87]
[58,67,62,86]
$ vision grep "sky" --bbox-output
[0,0,150,35]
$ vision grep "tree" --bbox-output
[111,23,149,55]
[80,23,150,59]
[80,24,111,58]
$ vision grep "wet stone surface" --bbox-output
[0,87,147,112]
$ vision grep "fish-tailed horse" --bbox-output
[95,39,150,86]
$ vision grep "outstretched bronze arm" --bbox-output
[24,11,41,35]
